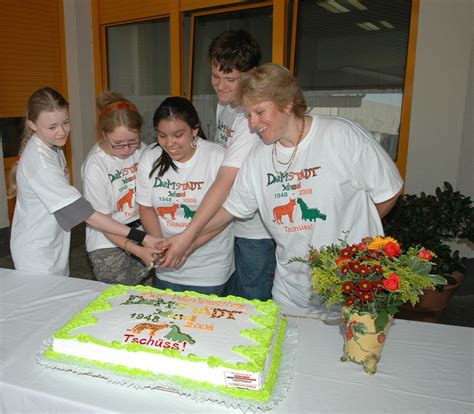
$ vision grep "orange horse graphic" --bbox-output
[117,188,134,211]
[273,198,296,224]
[156,203,180,220]
[127,322,170,336]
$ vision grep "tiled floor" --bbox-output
[1,223,473,328]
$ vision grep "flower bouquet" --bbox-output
[293,236,447,374]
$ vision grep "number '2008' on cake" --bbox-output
[44,285,287,401]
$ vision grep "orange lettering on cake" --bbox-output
[184,321,214,331]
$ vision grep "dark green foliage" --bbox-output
[383,182,474,278]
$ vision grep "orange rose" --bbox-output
[383,273,401,291]
[417,249,433,261]
[383,241,401,257]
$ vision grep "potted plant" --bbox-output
[292,236,446,374]
[383,182,474,321]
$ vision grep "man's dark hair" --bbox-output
[208,30,262,73]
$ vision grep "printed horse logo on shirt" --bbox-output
[297,198,327,222]
[117,188,134,211]
[273,198,296,224]
[180,204,196,219]
[156,203,179,220]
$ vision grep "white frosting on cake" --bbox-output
[48,286,285,395]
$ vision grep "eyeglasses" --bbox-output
[105,135,141,149]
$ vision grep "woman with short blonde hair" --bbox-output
[160,63,404,316]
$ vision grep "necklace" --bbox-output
[271,117,305,175]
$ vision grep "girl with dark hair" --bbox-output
[136,97,234,295]
[9,87,161,277]
[159,30,276,302]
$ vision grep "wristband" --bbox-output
[127,228,146,244]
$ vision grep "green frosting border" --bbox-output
[49,284,282,374]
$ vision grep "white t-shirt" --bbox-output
[11,134,82,277]
[136,138,234,286]
[81,142,145,252]
[215,102,271,239]
[223,115,404,315]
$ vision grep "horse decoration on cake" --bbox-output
[127,322,169,336]
[127,322,195,344]
[164,324,195,344]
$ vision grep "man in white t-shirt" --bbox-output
[159,30,276,301]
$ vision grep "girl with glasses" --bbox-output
[81,91,159,285]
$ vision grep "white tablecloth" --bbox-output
[1,268,473,413]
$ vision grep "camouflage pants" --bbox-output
[88,247,153,286]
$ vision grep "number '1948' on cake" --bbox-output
[44,285,287,402]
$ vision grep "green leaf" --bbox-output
[405,257,431,275]
[444,181,453,193]
[386,305,399,314]
[428,274,448,285]
[375,311,389,332]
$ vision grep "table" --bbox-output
[1,268,473,413]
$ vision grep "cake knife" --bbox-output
[137,250,166,284]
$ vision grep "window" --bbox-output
[106,18,171,144]
[292,0,412,161]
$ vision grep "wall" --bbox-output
[457,2,474,199]
[0,0,68,229]
[0,0,67,116]
[406,0,473,258]
[0,145,8,228]
[406,0,474,257]
[406,0,473,197]
[455,0,474,257]
[63,0,97,193]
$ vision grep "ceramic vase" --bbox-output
[340,307,393,375]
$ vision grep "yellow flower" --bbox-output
[367,236,398,251]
